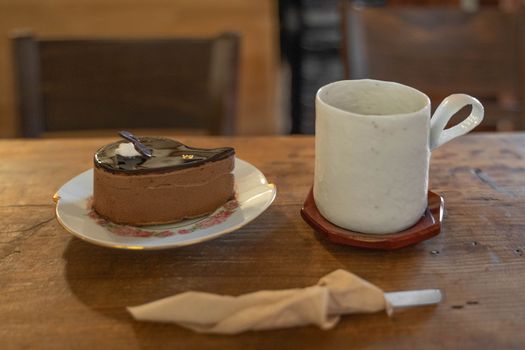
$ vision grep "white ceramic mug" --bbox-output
[314,79,484,234]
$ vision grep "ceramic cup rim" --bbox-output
[316,79,431,119]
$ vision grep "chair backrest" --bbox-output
[12,32,240,137]
[341,4,525,131]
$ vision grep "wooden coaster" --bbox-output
[301,188,444,250]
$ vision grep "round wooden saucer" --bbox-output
[300,188,444,250]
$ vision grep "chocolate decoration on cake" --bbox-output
[118,130,153,159]
[94,137,235,174]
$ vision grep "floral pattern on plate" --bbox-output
[86,197,240,238]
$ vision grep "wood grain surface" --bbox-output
[1,134,524,349]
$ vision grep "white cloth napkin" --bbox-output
[127,269,392,334]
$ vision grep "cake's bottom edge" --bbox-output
[92,195,236,227]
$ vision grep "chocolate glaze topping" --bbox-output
[94,137,235,174]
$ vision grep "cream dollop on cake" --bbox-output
[115,142,141,158]
[93,136,235,226]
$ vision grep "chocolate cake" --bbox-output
[93,135,235,226]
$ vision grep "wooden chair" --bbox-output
[12,32,240,137]
[341,4,525,131]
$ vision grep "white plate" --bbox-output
[55,158,276,250]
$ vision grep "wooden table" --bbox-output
[1,134,524,349]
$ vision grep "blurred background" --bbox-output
[1,0,524,138]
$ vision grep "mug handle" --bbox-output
[429,94,484,150]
